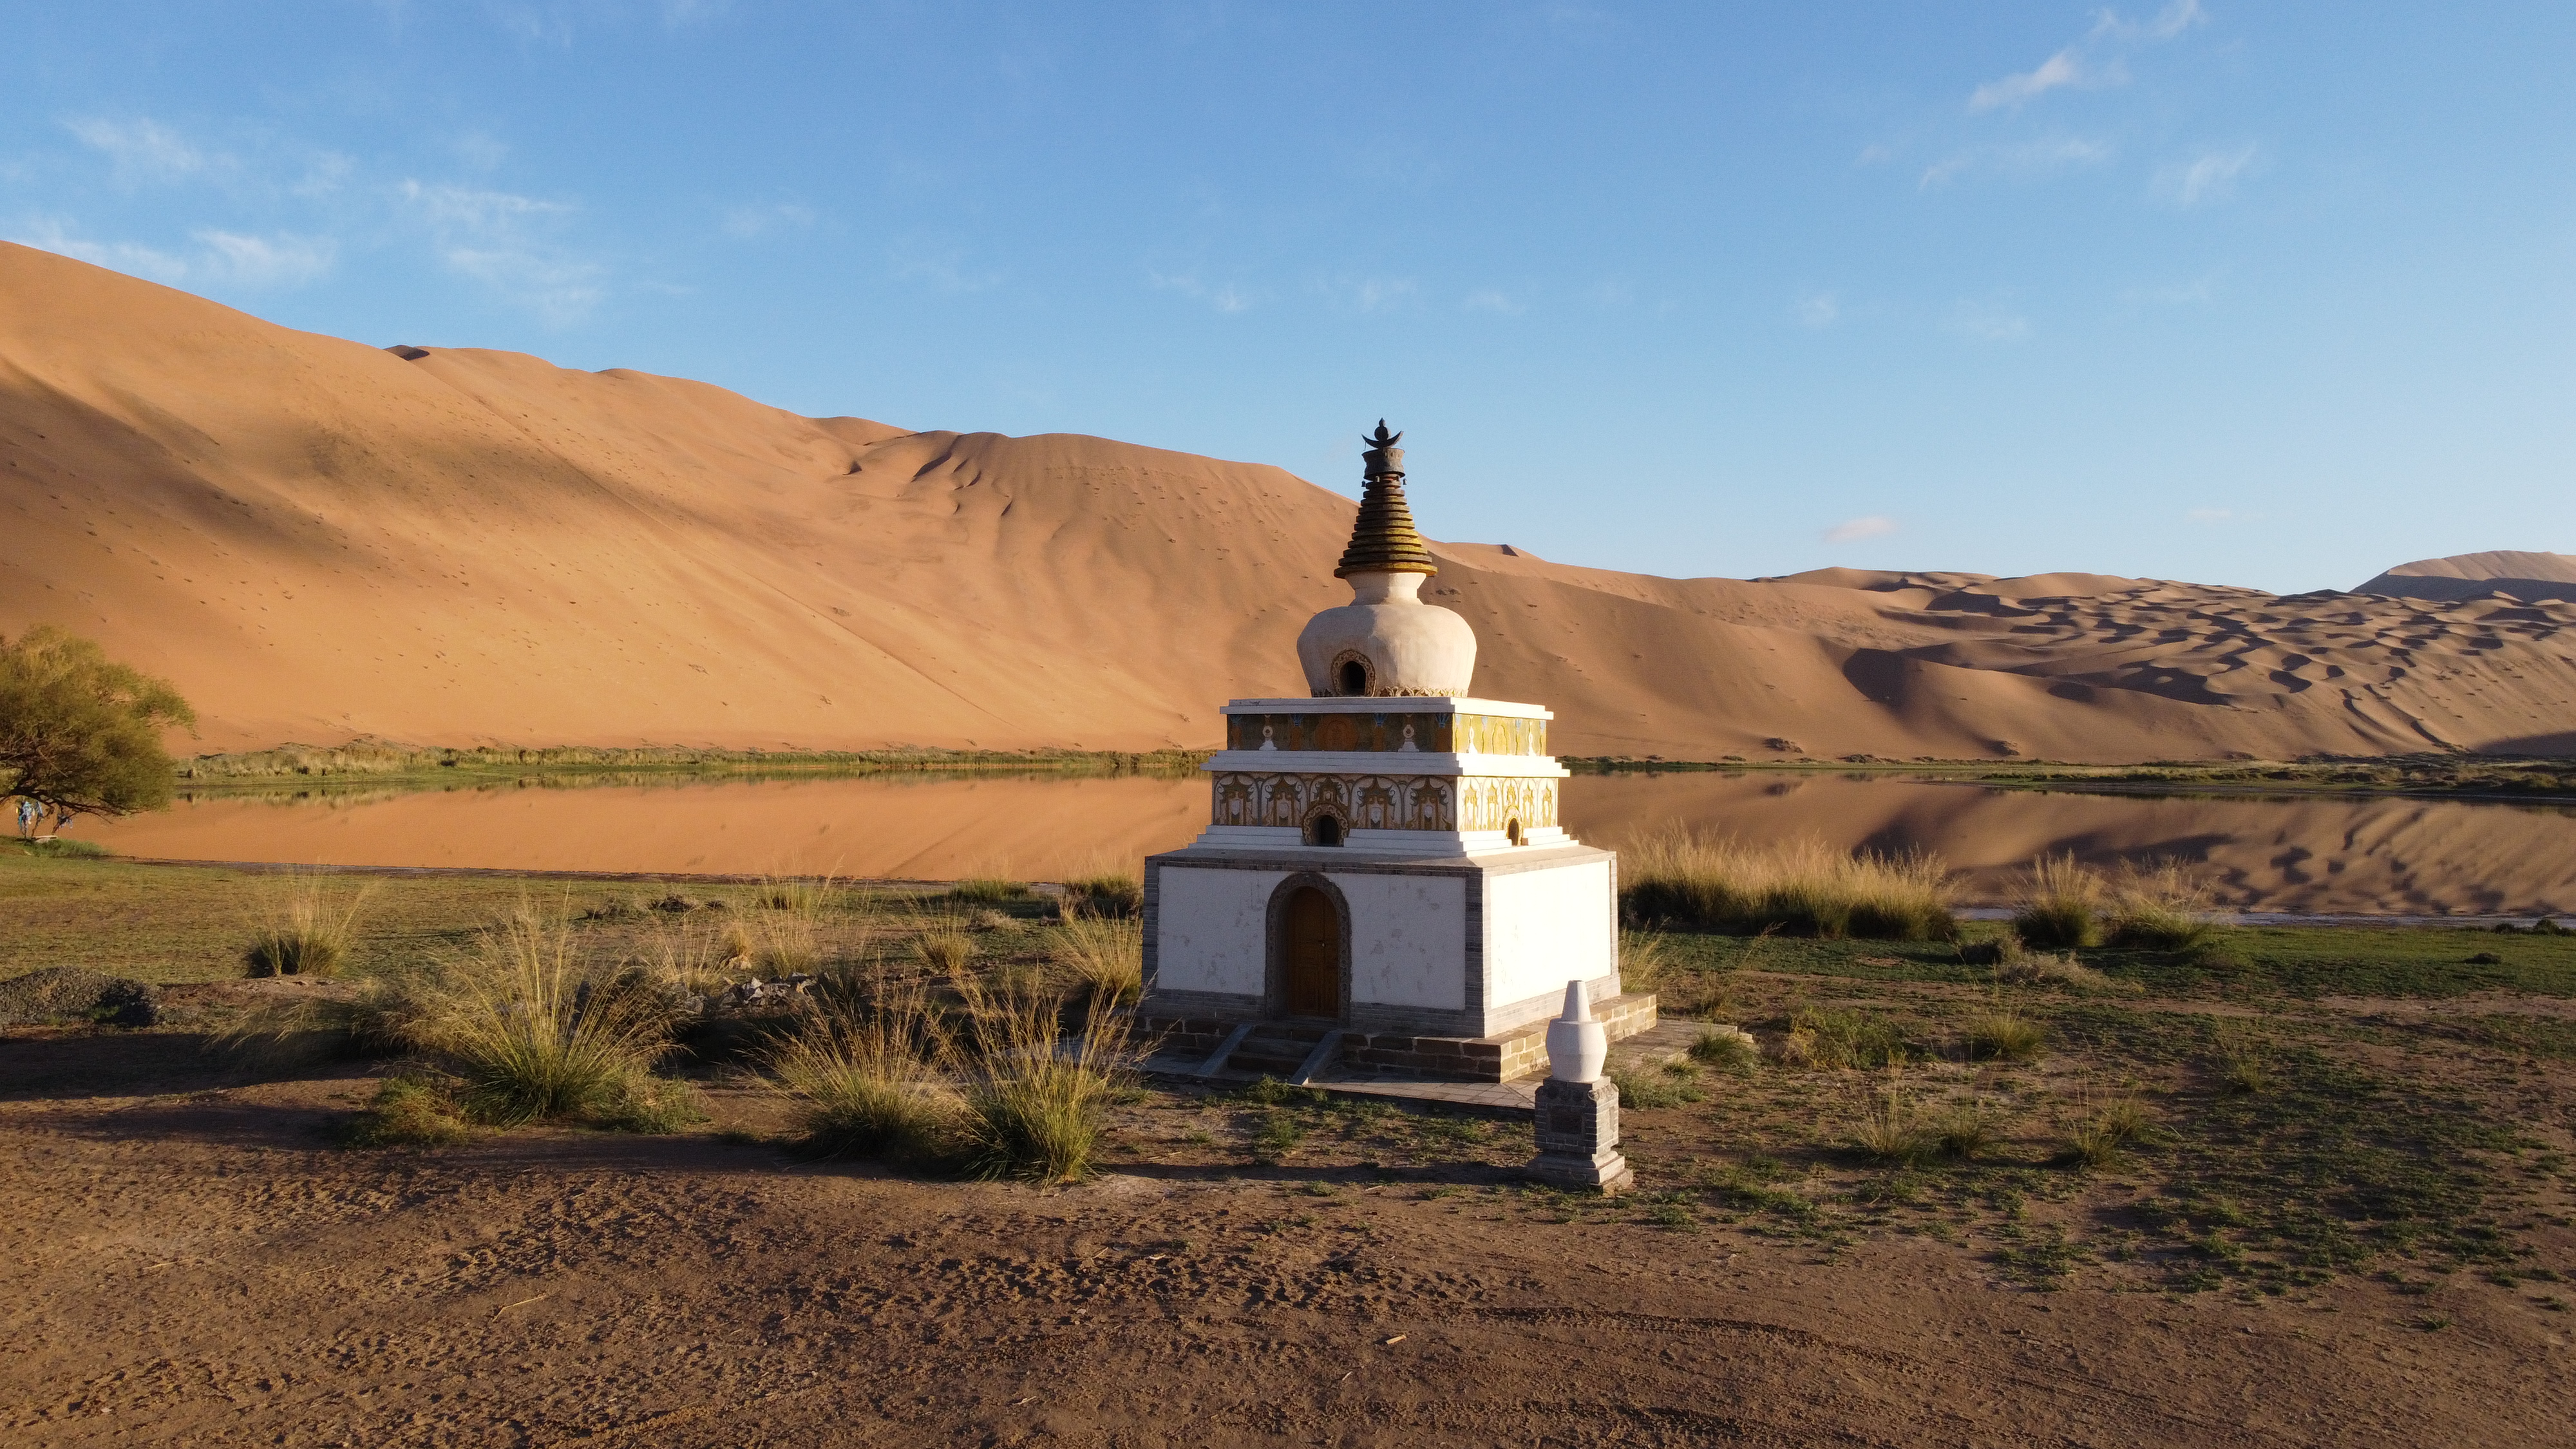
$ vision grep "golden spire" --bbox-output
[1334,420,1439,578]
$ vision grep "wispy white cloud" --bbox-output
[1824,515,1899,544]
[1920,135,2113,189]
[1967,0,2202,113]
[1314,274,1417,314]
[891,240,1002,294]
[1463,289,1523,315]
[400,178,602,323]
[1150,269,1253,313]
[721,202,813,240]
[8,216,334,289]
[1795,291,1839,328]
[1951,299,2032,342]
[2155,143,2258,207]
[64,117,216,182]
[2186,506,2234,522]
[2094,0,2206,43]
[1969,50,2101,113]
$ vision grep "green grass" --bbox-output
[343,1074,474,1148]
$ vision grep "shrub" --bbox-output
[1962,1004,2047,1063]
[951,974,1134,1183]
[243,873,370,978]
[2012,853,2106,949]
[1052,914,1143,1005]
[1783,1006,1909,1069]
[2105,860,2217,951]
[1618,831,1956,941]
[344,1074,473,1148]
[951,877,1031,903]
[1956,934,2024,967]
[768,989,955,1160]
[1687,1026,1759,1075]
[1852,1081,1929,1164]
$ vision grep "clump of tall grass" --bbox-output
[1618,831,1956,941]
[424,905,691,1126]
[2012,853,2105,949]
[242,872,372,978]
[1932,1097,2003,1160]
[2105,860,2219,951]
[2067,1094,2150,1167]
[911,920,976,974]
[767,983,956,1160]
[1783,1005,1910,1069]
[951,877,1032,904]
[1962,1002,2047,1062]
[1687,1025,1759,1075]
[1052,913,1143,1005]
[1062,865,1143,920]
[1851,1078,1929,1163]
[949,972,1134,1184]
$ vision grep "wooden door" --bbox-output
[1284,887,1340,1018]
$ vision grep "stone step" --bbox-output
[1137,993,1660,1086]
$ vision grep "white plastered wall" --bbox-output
[1153,867,1285,996]
[1483,858,1617,1014]
[1334,873,1466,1010]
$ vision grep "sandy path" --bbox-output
[5,1046,2568,1446]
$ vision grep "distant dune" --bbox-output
[2353,551,2576,606]
[3,241,2571,761]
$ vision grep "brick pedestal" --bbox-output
[1526,1077,1634,1193]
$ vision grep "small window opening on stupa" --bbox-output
[1308,814,1345,848]
[1339,659,1368,696]
[1506,819,1522,847]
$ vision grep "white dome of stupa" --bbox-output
[1294,423,1479,697]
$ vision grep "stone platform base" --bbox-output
[1141,992,1656,1084]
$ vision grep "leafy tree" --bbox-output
[0,627,196,834]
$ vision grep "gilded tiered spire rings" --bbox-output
[1336,419,1439,579]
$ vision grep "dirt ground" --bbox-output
[6,1010,2572,1449]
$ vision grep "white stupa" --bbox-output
[1141,424,1654,1083]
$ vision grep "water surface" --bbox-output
[79,772,2576,915]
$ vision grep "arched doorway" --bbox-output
[1283,886,1340,1018]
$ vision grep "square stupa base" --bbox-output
[1527,1077,1633,1193]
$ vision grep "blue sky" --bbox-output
[5,3,2571,593]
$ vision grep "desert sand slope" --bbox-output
[2355,550,2576,606]
[4,240,2573,761]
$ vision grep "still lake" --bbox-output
[77,772,2576,917]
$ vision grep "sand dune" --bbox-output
[4,240,2572,762]
[2354,550,2576,606]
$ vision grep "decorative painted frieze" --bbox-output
[1224,712,1549,756]
[1209,772,1558,833]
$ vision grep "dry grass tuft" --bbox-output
[2106,860,2219,951]
[1932,1097,2003,1160]
[768,983,955,1160]
[1052,914,1143,1005]
[1962,1002,2047,1062]
[1687,1025,1760,1075]
[911,920,976,974]
[343,1074,473,1148]
[951,877,1031,904]
[950,971,1134,1184]
[2069,1094,2150,1166]
[1783,1005,1911,1069]
[1852,1078,1930,1163]
[1993,951,2134,994]
[1619,831,1956,941]
[2012,853,2106,950]
[242,872,371,978]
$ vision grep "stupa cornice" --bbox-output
[1200,750,1569,779]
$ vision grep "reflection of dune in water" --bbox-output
[83,773,2576,916]
[1567,775,2576,916]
